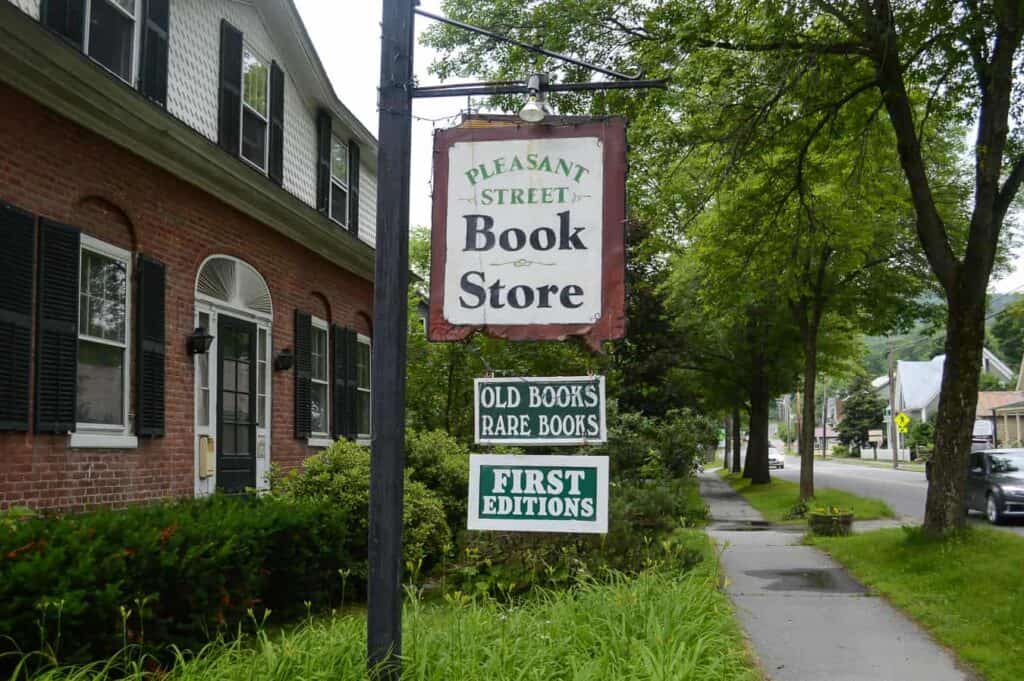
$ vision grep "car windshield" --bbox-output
[989,453,1024,475]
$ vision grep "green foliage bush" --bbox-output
[594,408,719,480]
[404,429,470,530]
[0,496,353,667]
[447,478,708,596]
[271,438,450,574]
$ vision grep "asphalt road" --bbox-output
[772,451,1024,537]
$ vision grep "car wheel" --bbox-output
[986,493,1003,525]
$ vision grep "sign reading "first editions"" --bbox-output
[468,454,609,533]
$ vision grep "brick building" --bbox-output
[0,0,378,510]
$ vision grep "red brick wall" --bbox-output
[0,83,374,511]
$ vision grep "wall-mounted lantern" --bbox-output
[274,348,294,371]
[187,327,215,356]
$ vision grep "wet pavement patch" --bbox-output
[743,568,865,594]
[708,519,780,531]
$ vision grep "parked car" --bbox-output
[768,446,785,470]
[966,449,1024,524]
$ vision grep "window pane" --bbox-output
[311,327,327,381]
[110,0,135,14]
[331,138,349,183]
[311,383,328,434]
[257,396,266,427]
[357,391,370,436]
[241,109,267,169]
[197,388,209,427]
[357,343,371,389]
[88,0,134,82]
[77,340,124,424]
[330,183,348,225]
[242,49,268,116]
[80,250,127,343]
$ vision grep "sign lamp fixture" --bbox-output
[519,73,552,123]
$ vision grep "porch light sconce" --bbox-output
[186,327,215,356]
[274,348,294,372]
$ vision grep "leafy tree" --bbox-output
[835,374,886,453]
[426,0,1024,534]
[990,300,1024,375]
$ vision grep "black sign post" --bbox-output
[368,0,415,677]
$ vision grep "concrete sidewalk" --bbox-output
[699,470,973,681]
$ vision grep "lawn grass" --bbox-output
[11,532,761,681]
[813,527,1024,681]
[717,470,895,523]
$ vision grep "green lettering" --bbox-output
[510,188,525,205]
[465,168,480,186]
[480,189,493,206]
[556,158,573,178]
[572,165,590,183]
[537,156,553,172]
[527,153,539,169]
[509,155,524,172]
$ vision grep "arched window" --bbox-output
[196,256,273,319]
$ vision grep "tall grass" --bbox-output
[10,539,758,680]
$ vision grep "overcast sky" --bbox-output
[293,1,1024,294]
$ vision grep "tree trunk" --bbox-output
[744,340,772,484]
[799,333,818,500]
[731,406,742,474]
[924,287,987,534]
[724,415,732,469]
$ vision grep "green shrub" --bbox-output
[594,409,718,480]
[447,478,708,596]
[405,429,470,531]
[0,496,353,667]
[271,438,450,574]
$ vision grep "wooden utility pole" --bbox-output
[887,343,899,470]
[821,379,828,458]
[368,0,415,677]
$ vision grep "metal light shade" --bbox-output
[274,348,294,372]
[187,327,215,355]
[518,96,547,123]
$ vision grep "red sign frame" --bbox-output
[428,117,627,351]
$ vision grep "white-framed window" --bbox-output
[310,317,330,437]
[257,328,268,427]
[72,235,135,447]
[196,311,211,428]
[84,0,142,84]
[329,135,349,226]
[356,334,371,438]
[241,45,270,171]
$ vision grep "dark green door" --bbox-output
[217,315,257,492]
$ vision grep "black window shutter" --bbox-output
[315,110,332,213]
[136,255,165,437]
[348,141,360,236]
[35,220,79,434]
[0,202,36,432]
[139,0,169,106]
[217,20,243,156]
[344,328,358,439]
[268,61,285,186]
[294,310,312,439]
[330,323,347,440]
[42,0,85,50]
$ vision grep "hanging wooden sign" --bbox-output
[429,117,627,351]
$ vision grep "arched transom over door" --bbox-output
[193,256,273,497]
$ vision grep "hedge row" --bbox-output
[0,496,356,666]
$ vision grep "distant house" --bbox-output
[875,348,1015,422]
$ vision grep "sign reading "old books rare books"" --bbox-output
[474,376,607,446]
[429,118,627,350]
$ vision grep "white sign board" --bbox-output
[467,454,609,534]
[442,137,605,325]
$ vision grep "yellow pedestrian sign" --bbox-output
[895,412,911,434]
